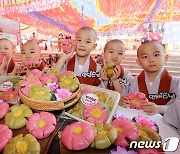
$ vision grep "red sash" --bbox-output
[7,58,15,73]
[138,69,172,105]
[107,66,124,91]
[67,55,101,86]
[38,62,45,71]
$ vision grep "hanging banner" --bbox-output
[0,16,19,35]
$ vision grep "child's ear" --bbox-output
[136,58,141,66]
[164,54,169,62]
[93,44,97,50]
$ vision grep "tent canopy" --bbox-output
[0,0,179,36]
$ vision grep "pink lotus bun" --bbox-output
[111,117,138,147]
[25,59,41,66]
[61,121,94,150]
[0,53,4,66]
[127,92,148,110]
[21,77,42,96]
[62,39,76,54]
[2,88,19,102]
[28,69,43,78]
[0,101,9,119]
[83,103,108,124]
[0,124,13,152]
[40,73,58,85]
[26,112,57,139]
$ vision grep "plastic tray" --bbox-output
[65,84,120,125]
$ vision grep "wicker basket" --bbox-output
[19,87,81,111]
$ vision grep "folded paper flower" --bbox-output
[133,115,158,132]
[40,73,58,85]
[58,71,80,92]
[47,82,58,92]
[2,88,19,102]
[62,39,76,54]
[0,101,9,119]
[0,124,13,152]
[26,112,57,139]
[28,69,43,79]
[54,88,72,101]
[110,146,138,154]
[111,116,138,147]
[127,92,148,109]
[83,103,108,124]
[28,85,51,101]
[3,134,40,154]
[61,121,94,150]
[5,104,33,129]
[21,77,42,96]
[91,123,117,149]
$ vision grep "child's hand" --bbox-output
[119,96,130,108]
[12,64,27,75]
[60,50,74,62]
[100,68,109,81]
[111,65,121,81]
[142,102,162,115]
[0,56,8,75]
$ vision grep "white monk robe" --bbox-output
[128,67,180,111]
[61,54,105,88]
[163,100,180,135]
[107,67,133,96]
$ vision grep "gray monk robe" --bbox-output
[163,100,180,135]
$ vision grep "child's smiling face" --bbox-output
[21,41,41,65]
[0,39,14,61]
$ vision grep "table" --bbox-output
[116,106,180,154]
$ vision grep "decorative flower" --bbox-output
[40,73,58,85]
[110,146,137,154]
[21,77,42,96]
[47,82,58,92]
[0,124,13,152]
[26,112,57,139]
[5,104,33,129]
[61,121,94,150]
[0,101,9,119]
[134,115,158,132]
[3,134,40,154]
[111,116,138,147]
[127,92,148,110]
[83,103,108,124]
[91,123,117,149]
[62,39,76,54]
[2,88,19,102]
[58,71,80,92]
[28,85,51,101]
[138,148,160,154]
[28,69,43,79]
[54,88,72,101]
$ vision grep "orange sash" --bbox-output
[138,69,172,105]
[67,55,101,86]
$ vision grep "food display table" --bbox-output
[115,106,180,154]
